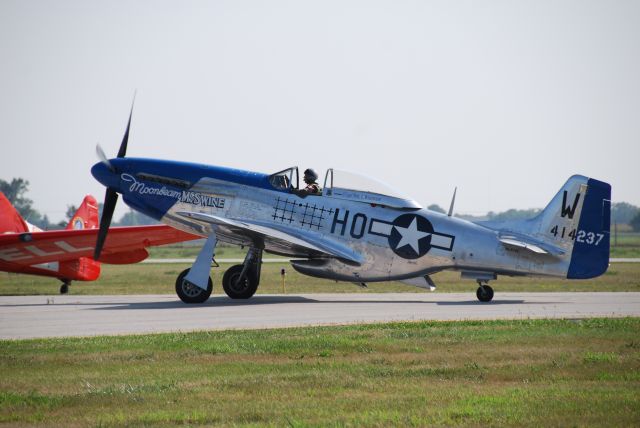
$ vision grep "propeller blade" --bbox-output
[117,95,135,158]
[94,188,118,260]
[96,144,114,172]
[94,95,136,260]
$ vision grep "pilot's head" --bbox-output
[303,168,318,184]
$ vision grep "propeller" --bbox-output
[93,98,135,260]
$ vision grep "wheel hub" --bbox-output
[181,280,203,297]
[229,274,250,293]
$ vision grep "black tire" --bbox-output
[476,285,494,302]
[222,264,258,299]
[59,283,69,294]
[175,268,212,304]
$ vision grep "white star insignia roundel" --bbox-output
[393,217,431,253]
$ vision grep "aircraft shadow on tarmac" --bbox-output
[2,296,536,310]
[90,296,530,310]
[1,296,317,309]
[435,300,526,305]
[94,295,318,310]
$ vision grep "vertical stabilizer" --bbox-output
[63,195,101,278]
[66,195,100,230]
[0,192,29,233]
[533,175,611,278]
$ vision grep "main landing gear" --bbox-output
[222,248,262,299]
[476,280,494,302]
[174,232,263,303]
[59,280,70,295]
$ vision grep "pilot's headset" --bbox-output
[303,168,318,184]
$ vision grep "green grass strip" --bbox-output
[1,318,639,426]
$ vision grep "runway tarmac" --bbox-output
[1,292,639,340]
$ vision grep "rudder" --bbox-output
[567,178,611,279]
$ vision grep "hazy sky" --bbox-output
[1,0,638,223]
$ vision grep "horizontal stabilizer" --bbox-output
[499,233,565,256]
[176,211,364,265]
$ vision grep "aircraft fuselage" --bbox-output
[92,158,573,284]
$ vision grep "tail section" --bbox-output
[64,195,101,280]
[0,192,29,233]
[66,195,99,230]
[533,175,611,278]
[482,175,611,279]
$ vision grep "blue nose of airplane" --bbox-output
[91,161,121,190]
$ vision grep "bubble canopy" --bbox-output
[323,169,422,209]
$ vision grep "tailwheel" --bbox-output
[175,268,212,304]
[222,264,258,299]
[476,283,494,302]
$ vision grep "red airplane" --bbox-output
[0,192,199,293]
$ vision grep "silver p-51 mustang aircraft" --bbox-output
[92,110,611,303]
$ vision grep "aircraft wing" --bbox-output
[176,211,364,265]
[0,225,199,267]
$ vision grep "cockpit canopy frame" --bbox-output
[270,167,421,208]
[269,167,299,191]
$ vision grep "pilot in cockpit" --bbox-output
[301,168,320,194]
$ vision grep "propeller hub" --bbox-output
[91,161,122,190]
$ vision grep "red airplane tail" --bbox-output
[0,192,29,234]
[65,195,100,230]
[61,195,101,281]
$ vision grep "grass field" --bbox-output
[1,318,638,426]
[146,242,253,259]
[1,260,639,296]
[610,232,640,257]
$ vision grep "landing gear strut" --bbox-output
[476,280,494,302]
[222,248,262,299]
[175,232,217,304]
